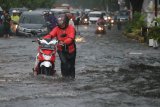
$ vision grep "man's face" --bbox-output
[58,16,66,28]
[13,13,16,16]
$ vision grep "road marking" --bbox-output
[129,52,143,55]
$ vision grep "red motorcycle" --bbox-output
[32,38,58,76]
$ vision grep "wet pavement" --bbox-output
[0,25,160,107]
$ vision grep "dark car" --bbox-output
[116,10,129,23]
[16,10,51,37]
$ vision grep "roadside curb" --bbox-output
[122,31,145,43]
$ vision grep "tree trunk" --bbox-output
[130,0,144,13]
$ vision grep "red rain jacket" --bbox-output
[43,25,76,53]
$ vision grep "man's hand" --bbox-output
[59,41,65,46]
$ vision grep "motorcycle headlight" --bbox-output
[104,17,108,20]
[111,20,114,23]
[42,54,52,60]
[84,18,88,21]
[108,17,111,20]
[98,27,102,30]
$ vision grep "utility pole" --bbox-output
[155,0,158,26]
[129,1,132,21]
[106,0,108,12]
[102,0,107,12]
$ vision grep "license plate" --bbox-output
[40,44,55,50]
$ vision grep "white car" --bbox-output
[50,8,70,18]
[88,11,108,24]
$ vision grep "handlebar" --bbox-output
[32,38,39,42]
[32,38,59,45]
[32,40,36,42]
[32,38,41,43]
[58,42,64,46]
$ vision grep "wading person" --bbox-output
[2,10,11,38]
[117,19,122,30]
[43,14,76,79]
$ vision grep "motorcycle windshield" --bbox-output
[40,44,55,50]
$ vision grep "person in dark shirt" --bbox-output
[44,11,57,31]
[2,10,11,38]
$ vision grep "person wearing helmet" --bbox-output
[44,11,57,30]
[11,10,20,24]
[42,14,76,79]
[96,13,106,25]
[10,10,20,34]
[66,13,75,28]
[49,12,58,29]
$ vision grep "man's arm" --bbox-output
[43,27,57,39]
[63,26,75,45]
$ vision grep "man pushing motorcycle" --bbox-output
[34,14,76,79]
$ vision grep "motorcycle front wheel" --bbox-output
[40,66,53,76]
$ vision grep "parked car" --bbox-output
[16,10,51,37]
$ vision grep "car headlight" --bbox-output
[18,26,24,31]
[42,54,52,60]
[41,27,48,32]
[15,25,18,29]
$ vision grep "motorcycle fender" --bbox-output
[40,61,52,68]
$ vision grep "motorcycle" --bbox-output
[95,24,106,34]
[32,38,58,76]
[81,18,89,25]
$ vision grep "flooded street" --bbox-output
[0,25,160,107]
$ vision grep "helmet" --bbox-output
[66,13,72,20]
[12,10,17,13]
[100,13,104,19]
[49,11,52,15]
[43,11,49,16]
[57,14,69,29]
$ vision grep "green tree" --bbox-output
[0,0,56,10]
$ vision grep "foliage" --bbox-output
[147,17,160,41]
[148,26,160,41]
[125,12,146,33]
[56,0,119,11]
[152,17,160,26]
[0,0,56,10]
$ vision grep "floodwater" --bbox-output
[0,25,160,107]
